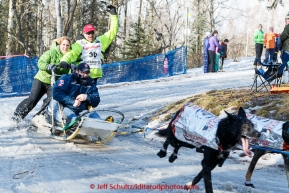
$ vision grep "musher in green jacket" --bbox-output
[12,36,73,122]
[59,5,119,83]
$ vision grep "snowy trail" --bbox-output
[98,59,254,119]
[1,57,288,193]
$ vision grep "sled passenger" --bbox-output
[12,36,73,123]
[58,5,119,84]
[52,63,100,125]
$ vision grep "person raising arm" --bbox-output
[59,5,119,84]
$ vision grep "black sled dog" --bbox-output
[244,121,289,188]
[157,105,261,193]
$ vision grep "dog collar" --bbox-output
[283,141,289,150]
[218,144,224,152]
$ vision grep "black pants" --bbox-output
[254,43,263,65]
[13,79,52,119]
[220,57,225,69]
[208,50,216,72]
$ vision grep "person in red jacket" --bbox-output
[264,27,280,64]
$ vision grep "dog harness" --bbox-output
[247,113,285,149]
[172,103,220,150]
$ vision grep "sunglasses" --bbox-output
[85,31,95,35]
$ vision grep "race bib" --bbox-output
[78,39,102,69]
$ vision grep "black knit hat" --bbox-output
[286,12,289,19]
[224,39,229,42]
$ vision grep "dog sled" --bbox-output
[31,106,129,144]
[30,71,143,144]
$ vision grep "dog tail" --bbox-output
[155,128,168,137]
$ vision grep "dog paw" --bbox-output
[157,149,167,158]
[244,182,255,188]
[184,182,199,190]
[168,154,177,163]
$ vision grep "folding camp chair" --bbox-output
[251,58,284,92]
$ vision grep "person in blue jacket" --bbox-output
[52,63,100,124]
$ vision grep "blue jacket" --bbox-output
[53,72,100,113]
[203,37,210,52]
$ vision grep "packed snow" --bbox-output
[0,57,288,193]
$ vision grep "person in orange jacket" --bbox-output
[264,27,280,64]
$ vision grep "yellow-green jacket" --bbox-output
[61,15,119,79]
[34,42,71,84]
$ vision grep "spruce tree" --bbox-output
[121,22,152,60]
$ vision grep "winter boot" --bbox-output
[220,65,223,72]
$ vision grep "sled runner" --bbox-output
[31,106,127,144]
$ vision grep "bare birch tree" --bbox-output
[6,0,15,56]
[55,0,62,38]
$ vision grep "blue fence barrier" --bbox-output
[0,56,38,98]
[0,46,186,98]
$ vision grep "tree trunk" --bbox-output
[55,0,62,38]
[63,0,78,36]
[196,0,201,67]
[123,0,128,38]
[6,0,15,56]
[209,0,214,31]
[36,4,43,55]
[15,9,29,55]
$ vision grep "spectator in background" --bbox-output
[253,24,265,68]
[273,36,280,62]
[203,32,211,73]
[12,36,73,123]
[263,27,280,64]
[207,30,221,73]
[218,39,229,72]
[280,12,289,83]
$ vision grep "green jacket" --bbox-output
[34,42,71,84]
[254,30,264,44]
[61,15,119,79]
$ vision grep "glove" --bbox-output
[76,34,84,40]
[59,61,71,69]
[107,5,117,15]
[70,64,76,70]
[47,64,57,72]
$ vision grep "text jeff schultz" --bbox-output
[95,183,185,190]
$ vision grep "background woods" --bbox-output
[0,0,287,67]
